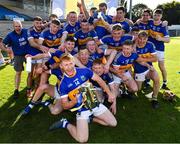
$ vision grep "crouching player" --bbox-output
[90,59,117,115]
[134,31,160,108]
[49,53,117,143]
[110,40,139,99]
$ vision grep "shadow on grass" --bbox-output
[0,63,8,70]
[0,87,28,127]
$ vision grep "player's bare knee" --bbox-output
[50,108,61,115]
[131,86,138,93]
[39,84,48,91]
[77,135,88,143]
[110,119,117,127]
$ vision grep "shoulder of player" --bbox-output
[101,34,112,40]
[146,41,155,47]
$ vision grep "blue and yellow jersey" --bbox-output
[63,22,81,37]
[100,34,133,51]
[94,19,110,39]
[93,13,112,39]
[148,20,169,51]
[133,21,150,34]
[59,68,94,111]
[89,51,104,62]
[112,20,131,33]
[112,52,138,72]
[27,26,42,55]
[90,73,114,88]
[134,41,156,74]
[74,30,98,47]
[39,28,65,49]
[3,28,29,56]
[47,50,64,65]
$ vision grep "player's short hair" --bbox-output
[154,9,163,15]
[69,11,77,15]
[49,14,58,19]
[65,36,75,43]
[51,19,61,26]
[122,40,134,46]
[93,58,103,65]
[87,38,95,43]
[116,6,126,13]
[81,19,88,23]
[33,16,42,21]
[143,9,151,15]
[78,45,88,52]
[59,53,74,63]
[99,2,107,9]
[90,7,97,11]
[138,31,148,38]
[112,24,122,31]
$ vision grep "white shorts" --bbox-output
[156,50,164,61]
[76,103,108,120]
[135,70,149,82]
[113,71,132,84]
[53,86,61,100]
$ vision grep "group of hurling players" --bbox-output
[0,0,170,142]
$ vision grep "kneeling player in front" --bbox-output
[49,53,117,143]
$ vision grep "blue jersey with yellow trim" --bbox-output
[59,68,93,98]
[63,22,80,37]
[148,20,169,51]
[39,28,64,49]
[48,50,64,65]
[3,28,29,56]
[134,41,156,73]
[94,19,111,39]
[74,29,98,47]
[133,21,150,33]
[112,20,131,33]
[112,52,138,71]
[27,27,42,55]
[93,13,112,39]
[100,34,133,50]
